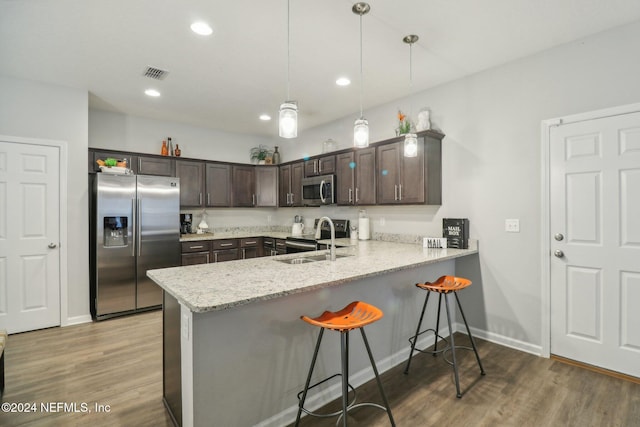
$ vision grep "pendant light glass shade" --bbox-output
[404,133,418,157]
[354,118,369,148]
[279,0,297,139]
[279,101,298,138]
[353,3,370,148]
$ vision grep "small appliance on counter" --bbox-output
[180,213,193,234]
[292,215,305,236]
[197,211,209,234]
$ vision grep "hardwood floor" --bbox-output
[1,312,638,427]
[0,311,173,427]
[291,334,640,427]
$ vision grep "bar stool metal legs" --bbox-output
[404,276,485,398]
[296,301,395,426]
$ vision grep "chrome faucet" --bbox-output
[315,216,336,261]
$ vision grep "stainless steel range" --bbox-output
[285,219,350,253]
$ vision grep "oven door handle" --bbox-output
[286,240,318,251]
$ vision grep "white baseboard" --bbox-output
[455,322,543,356]
[62,314,92,327]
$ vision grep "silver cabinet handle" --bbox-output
[242,248,246,259]
[138,157,142,171]
[199,193,202,205]
[252,194,256,206]
[48,243,57,249]
[220,243,234,247]
[318,159,322,173]
[290,193,294,204]
[207,193,211,205]
[355,187,359,203]
[399,184,402,201]
[190,245,204,249]
[394,185,398,201]
[554,250,564,258]
[348,188,353,203]
[314,160,318,174]
[244,241,257,245]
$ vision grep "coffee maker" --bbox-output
[180,213,193,234]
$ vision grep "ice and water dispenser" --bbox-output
[103,216,128,247]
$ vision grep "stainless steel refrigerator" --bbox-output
[90,174,180,320]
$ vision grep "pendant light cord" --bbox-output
[409,41,413,120]
[286,0,291,101]
[359,13,363,119]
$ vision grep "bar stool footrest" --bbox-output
[296,373,357,419]
[407,328,450,356]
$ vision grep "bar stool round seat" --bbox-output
[295,301,395,427]
[404,275,485,398]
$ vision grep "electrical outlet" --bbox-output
[505,219,520,233]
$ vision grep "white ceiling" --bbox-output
[2,0,640,137]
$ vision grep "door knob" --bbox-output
[554,249,564,258]
[554,233,564,241]
[48,243,57,249]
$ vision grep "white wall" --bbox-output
[272,20,640,350]
[89,109,273,163]
[0,75,89,322]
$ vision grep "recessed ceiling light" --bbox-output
[259,114,272,121]
[145,89,161,97]
[191,21,213,36]
[336,77,351,86]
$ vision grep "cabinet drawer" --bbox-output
[240,237,261,248]
[181,241,211,253]
[212,239,238,250]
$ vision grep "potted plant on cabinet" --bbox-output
[250,145,273,164]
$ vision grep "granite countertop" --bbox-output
[148,240,478,314]
[180,231,292,242]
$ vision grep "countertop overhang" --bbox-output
[148,239,478,314]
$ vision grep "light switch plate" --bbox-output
[505,219,520,233]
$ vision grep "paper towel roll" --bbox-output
[358,217,370,240]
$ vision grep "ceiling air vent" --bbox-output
[143,66,169,80]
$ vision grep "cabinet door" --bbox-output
[304,160,319,177]
[376,143,402,204]
[290,162,304,207]
[399,138,425,204]
[232,165,256,207]
[318,155,336,175]
[176,160,205,207]
[336,152,355,205]
[181,252,210,266]
[354,147,376,205]
[278,165,291,207]
[137,155,173,176]
[255,167,278,207]
[205,163,232,207]
[275,239,287,255]
[213,249,239,262]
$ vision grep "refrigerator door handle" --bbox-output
[131,198,136,257]
[137,199,142,257]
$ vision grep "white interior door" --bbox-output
[0,140,61,333]
[550,111,640,377]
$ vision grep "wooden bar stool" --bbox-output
[404,275,485,398]
[295,301,395,427]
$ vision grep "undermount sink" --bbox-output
[275,253,353,264]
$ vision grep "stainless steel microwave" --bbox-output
[301,174,335,206]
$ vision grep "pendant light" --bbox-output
[279,0,297,138]
[403,34,419,157]
[352,2,370,148]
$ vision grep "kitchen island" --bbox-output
[148,239,478,427]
